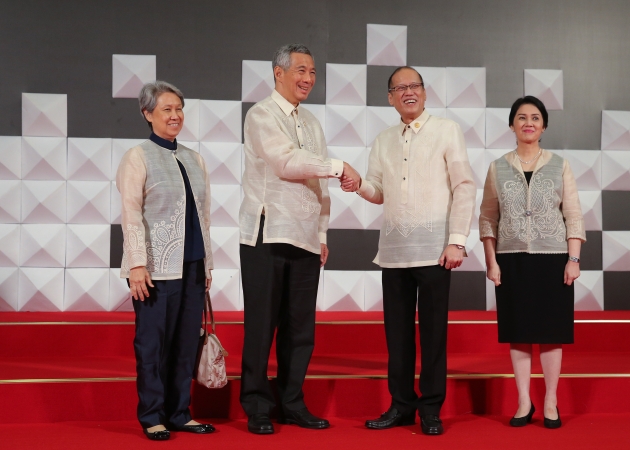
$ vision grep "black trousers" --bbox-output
[239,217,321,416]
[382,265,451,416]
[132,259,206,428]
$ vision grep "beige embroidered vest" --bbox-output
[494,153,568,254]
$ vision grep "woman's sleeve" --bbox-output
[479,162,500,240]
[562,159,586,242]
[116,147,148,269]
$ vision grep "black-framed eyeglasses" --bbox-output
[388,82,424,93]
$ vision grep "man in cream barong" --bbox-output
[342,66,476,435]
[239,43,360,434]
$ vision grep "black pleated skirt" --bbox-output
[495,253,574,344]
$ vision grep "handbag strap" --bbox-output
[203,291,228,356]
[206,291,217,335]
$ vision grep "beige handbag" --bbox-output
[195,292,228,389]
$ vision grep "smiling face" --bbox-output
[388,68,426,124]
[510,103,545,145]
[274,52,316,106]
[143,92,184,141]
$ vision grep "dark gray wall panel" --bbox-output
[604,272,630,310]
[602,191,630,231]
[325,229,380,270]
[449,272,487,310]
[582,231,602,271]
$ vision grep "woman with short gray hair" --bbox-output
[117,80,215,440]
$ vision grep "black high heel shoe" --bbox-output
[544,407,562,429]
[509,403,535,427]
[143,428,170,441]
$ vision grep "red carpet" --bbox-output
[3,415,630,450]
[2,311,629,425]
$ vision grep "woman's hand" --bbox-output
[486,262,501,286]
[130,266,154,301]
[206,274,212,292]
[564,261,580,285]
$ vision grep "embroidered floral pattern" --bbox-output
[122,224,146,272]
[499,172,565,243]
[385,134,433,237]
[301,184,321,214]
[146,195,185,274]
[302,120,317,154]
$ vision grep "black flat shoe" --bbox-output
[365,407,415,429]
[143,428,170,441]
[173,423,215,434]
[278,408,330,429]
[420,415,444,435]
[544,407,562,429]
[248,413,274,434]
[510,403,535,427]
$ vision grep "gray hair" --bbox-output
[272,43,313,78]
[138,80,185,129]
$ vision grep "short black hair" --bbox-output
[387,66,423,90]
[508,95,548,129]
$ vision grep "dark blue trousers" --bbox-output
[132,259,206,428]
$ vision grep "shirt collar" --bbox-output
[271,89,299,116]
[400,109,430,135]
[150,132,177,151]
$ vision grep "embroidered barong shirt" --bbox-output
[358,110,476,268]
[240,89,344,254]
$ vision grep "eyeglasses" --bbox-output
[388,82,424,93]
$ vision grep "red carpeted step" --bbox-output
[2,311,630,424]
[3,376,630,424]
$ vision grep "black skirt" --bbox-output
[495,253,574,344]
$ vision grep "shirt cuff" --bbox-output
[448,234,467,247]
[329,159,344,178]
[319,232,327,245]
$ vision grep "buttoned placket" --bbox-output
[401,125,411,204]
[292,109,305,150]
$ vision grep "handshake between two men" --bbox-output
[340,162,361,192]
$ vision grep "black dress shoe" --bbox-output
[143,428,170,441]
[544,407,561,429]
[248,413,274,434]
[510,403,535,427]
[365,407,415,429]
[173,423,215,434]
[420,415,444,435]
[278,408,330,429]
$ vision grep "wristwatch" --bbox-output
[568,256,580,263]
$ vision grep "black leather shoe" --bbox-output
[420,415,444,435]
[143,428,170,441]
[173,423,215,434]
[365,407,415,429]
[278,408,330,429]
[248,413,274,434]
[510,403,535,427]
[544,407,561,429]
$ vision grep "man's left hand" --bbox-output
[438,244,464,270]
[320,244,329,267]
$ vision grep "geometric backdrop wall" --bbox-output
[1,23,629,312]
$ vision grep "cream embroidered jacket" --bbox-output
[240,90,344,254]
[116,140,213,280]
[357,110,476,268]
[479,150,586,253]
